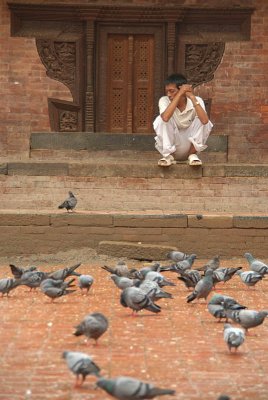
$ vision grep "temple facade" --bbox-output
[0,0,267,162]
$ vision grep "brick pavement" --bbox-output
[0,258,267,400]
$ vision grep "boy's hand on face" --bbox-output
[178,84,193,96]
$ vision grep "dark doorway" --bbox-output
[96,24,165,134]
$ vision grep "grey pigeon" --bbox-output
[62,351,101,387]
[9,264,37,279]
[177,269,201,290]
[135,279,173,301]
[96,376,175,399]
[48,263,81,280]
[0,278,22,296]
[166,250,189,262]
[110,274,137,290]
[74,312,109,345]
[212,267,242,285]
[138,262,162,275]
[224,303,268,333]
[120,287,161,315]
[244,252,268,275]
[20,270,48,289]
[208,294,246,322]
[197,255,220,272]
[186,269,214,303]
[223,323,245,352]
[58,191,77,212]
[102,260,134,278]
[40,280,76,301]
[40,278,75,291]
[171,254,197,273]
[236,270,263,288]
[143,271,175,287]
[78,274,94,293]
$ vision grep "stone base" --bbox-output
[98,240,177,261]
[0,211,267,258]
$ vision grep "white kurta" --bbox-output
[153,96,213,160]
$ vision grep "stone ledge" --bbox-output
[233,216,268,228]
[1,161,268,178]
[113,214,188,228]
[0,211,267,257]
[188,214,233,228]
[0,163,7,175]
[203,164,268,177]
[98,240,177,260]
[30,132,228,152]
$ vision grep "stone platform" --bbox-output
[0,152,267,258]
[0,210,267,258]
[0,159,267,213]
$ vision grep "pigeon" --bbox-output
[102,260,133,278]
[73,312,109,345]
[138,262,162,275]
[0,278,22,296]
[40,278,76,291]
[224,303,268,333]
[58,191,77,212]
[120,287,161,315]
[186,269,214,303]
[78,274,94,293]
[236,270,263,288]
[207,294,247,322]
[170,254,197,273]
[62,351,101,387]
[212,267,242,285]
[177,269,202,290]
[20,270,49,289]
[244,252,268,275]
[142,271,175,287]
[110,274,137,290]
[9,264,37,279]
[40,279,76,302]
[135,279,173,301]
[166,250,189,262]
[48,263,81,280]
[96,376,175,399]
[196,255,220,272]
[223,323,245,352]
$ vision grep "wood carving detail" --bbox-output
[59,110,78,132]
[36,39,76,97]
[184,42,225,86]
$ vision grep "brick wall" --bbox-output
[0,0,267,162]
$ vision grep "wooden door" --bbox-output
[96,25,165,134]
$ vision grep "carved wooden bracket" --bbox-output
[184,42,225,87]
[36,39,76,98]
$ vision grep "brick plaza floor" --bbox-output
[0,258,267,400]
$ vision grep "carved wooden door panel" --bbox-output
[107,34,154,133]
[96,25,164,134]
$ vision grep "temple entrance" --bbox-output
[96,24,165,134]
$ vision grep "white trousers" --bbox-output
[153,115,213,161]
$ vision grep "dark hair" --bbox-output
[164,73,188,88]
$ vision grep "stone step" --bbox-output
[0,210,267,257]
[0,160,267,213]
[29,132,228,163]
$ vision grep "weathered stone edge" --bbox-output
[1,162,268,178]
[0,212,267,228]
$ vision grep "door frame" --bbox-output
[95,23,166,133]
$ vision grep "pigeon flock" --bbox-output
[1,248,267,399]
